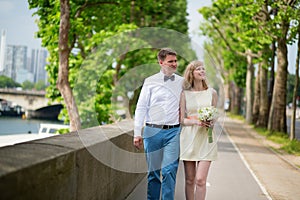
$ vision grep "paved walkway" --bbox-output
[224,118,300,200]
[126,117,300,200]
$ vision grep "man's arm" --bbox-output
[133,82,150,149]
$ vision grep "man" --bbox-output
[133,48,183,200]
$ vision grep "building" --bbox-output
[31,49,48,84]
[4,45,28,82]
[0,30,6,73]
[0,30,48,84]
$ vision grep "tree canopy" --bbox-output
[199,0,300,133]
[0,75,21,88]
[28,0,193,128]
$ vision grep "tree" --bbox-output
[290,23,300,139]
[34,80,47,91]
[0,75,21,88]
[268,0,299,133]
[22,80,35,90]
[252,1,273,127]
[199,1,271,124]
[29,0,191,129]
[56,0,81,131]
[199,0,300,133]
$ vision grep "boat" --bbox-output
[0,123,69,148]
[38,123,69,134]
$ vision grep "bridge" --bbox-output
[0,88,62,119]
[0,88,49,110]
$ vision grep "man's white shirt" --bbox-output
[134,71,183,137]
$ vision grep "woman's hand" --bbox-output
[185,117,215,127]
[200,120,213,128]
[186,116,200,126]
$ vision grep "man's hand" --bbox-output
[133,136,143,150]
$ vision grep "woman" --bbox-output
[179,60,218,200]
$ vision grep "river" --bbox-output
[0,116,65,135]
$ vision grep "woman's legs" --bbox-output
[183,161,196,200]
[195,161,211,200]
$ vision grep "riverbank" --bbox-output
[0,116,64,135]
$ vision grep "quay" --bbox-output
[0,117,300,200]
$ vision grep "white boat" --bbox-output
[0,123,69,148]
[38,123,69,134]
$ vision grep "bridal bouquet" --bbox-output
[198,106,218,143]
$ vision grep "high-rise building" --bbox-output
[0,30,48,84]
[4,45,27,82]
[0,30,6,72]
[31,49,48,84]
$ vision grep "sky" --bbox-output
[0,0,41,49]
[0,0,297,74]
[0,0,210,50]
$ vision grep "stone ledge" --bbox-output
[0,119,146,200]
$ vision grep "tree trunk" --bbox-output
[257,50,269,128]
[253,63,260,124]
[255,2,270,128]
[268,23,289,133]
[57,0,81,131]
[229,81,237,114]
[290,26,300,140]
[268,42,276,113]
[235,86,243,115]
[228,81,242,115]
[245,49,254,124]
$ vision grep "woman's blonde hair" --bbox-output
[182,60,208,90]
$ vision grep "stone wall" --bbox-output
[0,120,146,200]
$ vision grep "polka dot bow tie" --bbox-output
[164,75,175,82]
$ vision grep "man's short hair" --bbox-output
[157,48,177,61]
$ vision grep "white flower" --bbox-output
[198,106,218,143]
[198,106,218,122]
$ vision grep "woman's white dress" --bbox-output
[180,88,218,161]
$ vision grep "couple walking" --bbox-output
[133,48,218,200]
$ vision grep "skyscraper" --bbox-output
[5,45,27,82]
[31,49,48,83]
[0,29,48,84]
[0,30,6,72]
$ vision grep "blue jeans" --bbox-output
[143,126,180,200]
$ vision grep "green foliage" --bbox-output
[200,2,270,52]
[281,140,300,156]
[22,80,47,91]
[34,80,47,91]
[95,69,115,125]
[199,0,300,129]
[266,131,289,144]
[56,128,70,134]
[28,0,191,127]
[22,80,35,90]
[198,0,300,84]
[0,75,21,88]
[254,126,300,156]
[226,113,246,121]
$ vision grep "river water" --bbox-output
[0,116,65,135]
